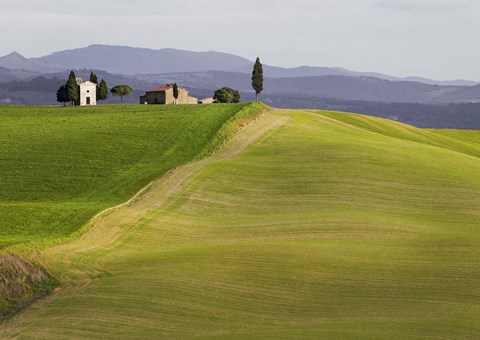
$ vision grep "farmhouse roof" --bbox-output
[147,85,174,92]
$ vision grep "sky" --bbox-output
[1,0,479,80]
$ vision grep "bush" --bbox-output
[214,87,240,103]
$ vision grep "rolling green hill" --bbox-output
[0,103,259,251]
[1,108,480,338]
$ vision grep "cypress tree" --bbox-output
[251,57,263,102]
[89,71,98,84]
[66,71,79,106]
[173,83,179,104]
[90,71,99,98]
[98,79,108,101]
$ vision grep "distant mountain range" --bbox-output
[0,66,42,82]
[0,45,477,86]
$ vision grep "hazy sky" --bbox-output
[1,0,479,80]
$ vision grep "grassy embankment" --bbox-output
[0,102,265,317]
[1,107,480,338]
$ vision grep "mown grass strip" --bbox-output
[197,102,268,158]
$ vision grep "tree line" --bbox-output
[56,71,108,106]
[57,57,263,105]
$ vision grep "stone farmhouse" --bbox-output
[140,84,198,105]
[198,97,215,104]
[76,78,97,106]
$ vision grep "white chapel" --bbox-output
[76,78,97,106]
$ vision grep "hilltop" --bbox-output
[1,45,480,130]
[2,69,480,129]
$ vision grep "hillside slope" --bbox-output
[0,104,258,251]
[1,109,480,338]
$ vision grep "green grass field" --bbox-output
[1,107,480,338]
[0,103,256,250]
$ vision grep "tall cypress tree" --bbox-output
[89,71,98,84]
[251,57,263,102]
[90,71,99,99]
[173,83,179,104]
[98,79,108,101]
[66,70,79,106]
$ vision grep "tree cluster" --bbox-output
[56,70,108,106]
[89,71,109,101]
[213,87,241,103]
